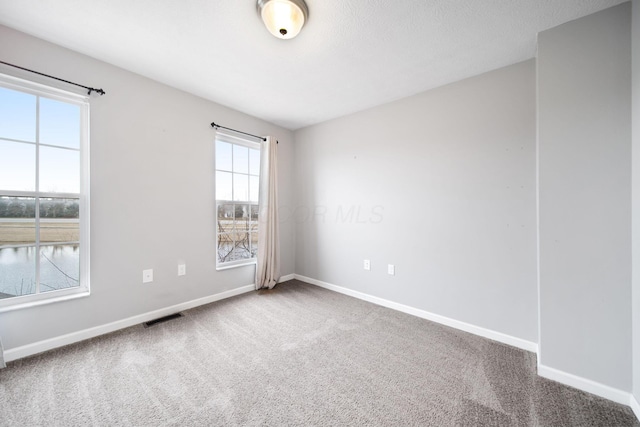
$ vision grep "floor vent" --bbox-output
[143,313,183,328]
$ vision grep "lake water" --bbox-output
[0,245,79,298]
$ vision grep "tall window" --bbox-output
[215,133,260,267]
[0,74,89,311]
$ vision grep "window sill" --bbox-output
[216,260,257,271]
[0,289,90,313]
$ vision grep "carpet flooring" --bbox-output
[1,280,638,426]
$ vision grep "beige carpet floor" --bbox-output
[1,280,638,426]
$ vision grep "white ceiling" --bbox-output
[0,0,627,130]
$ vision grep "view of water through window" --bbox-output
[0,245,79,298]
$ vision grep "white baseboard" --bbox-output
[629,394,640,421]
[278,273,295,283]
[4,284,255,363]
[294,274,538,353]
[537,364,631,406]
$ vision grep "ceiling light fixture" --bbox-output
[257,0,308,40]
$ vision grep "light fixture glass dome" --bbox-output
[257,0,308,40]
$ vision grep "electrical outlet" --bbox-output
[142,269,153,283]
[388,264,395,276]
[178,264,186,276]
[364,259,370,271]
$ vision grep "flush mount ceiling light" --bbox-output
[257,0,308,40]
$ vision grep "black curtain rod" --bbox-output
[0,60,106,96]
[211,122,267,142]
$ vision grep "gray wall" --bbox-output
[538,3,632,391]
[0,25,296,350]
[294,60,538,343]
[633,0,640,404]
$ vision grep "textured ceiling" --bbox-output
[0,0,627,130]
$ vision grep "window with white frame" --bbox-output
[0,74,90,310]
[215,133,260,267]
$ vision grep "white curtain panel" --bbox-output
[255,136,281,289]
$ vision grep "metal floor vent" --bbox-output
[143,312,183,328]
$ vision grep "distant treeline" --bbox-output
[0,197,79,219]
[217,204,259,220]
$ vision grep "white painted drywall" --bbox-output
[538,3,632,391]
[0,25,296,351]
[632,0,640,405]
[293,60,538,343]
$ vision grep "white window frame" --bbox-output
[215,132,260,269]
[0,73,90,312]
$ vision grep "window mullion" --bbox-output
[231,203,236,259]
[230,146,235,262]
[231,146,235,202]
[0,136,37,146]
[35,95,41,295]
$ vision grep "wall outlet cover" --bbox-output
[142,269,153,283]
